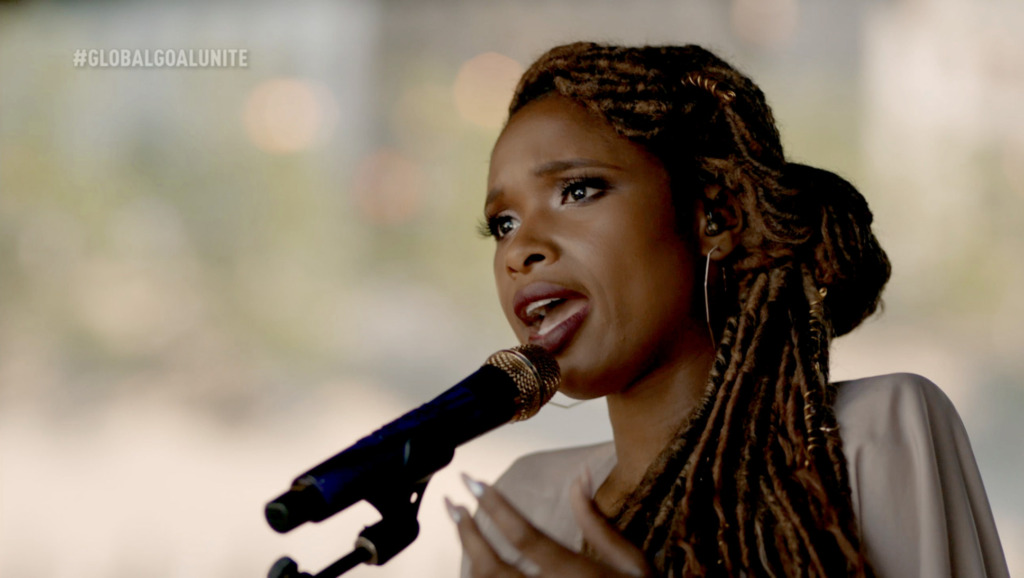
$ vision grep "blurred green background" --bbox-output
[1,0,1022,576]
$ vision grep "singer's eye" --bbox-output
[479,214,518,240]
[560,176,607,204]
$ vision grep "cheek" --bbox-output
[609,227,699,333]
[625,254,696,330]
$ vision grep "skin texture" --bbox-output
[452,95,742,576]
[486,94,705,402]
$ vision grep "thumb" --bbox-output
[569,467,650,578]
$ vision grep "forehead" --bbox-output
[488,96,654,186]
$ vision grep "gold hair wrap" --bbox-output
[682,73,736,104]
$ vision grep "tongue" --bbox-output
[537,298,587,336]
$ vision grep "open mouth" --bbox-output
[524,297,589,337]
[513,282,591,354]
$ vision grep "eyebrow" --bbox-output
[485,158,623,207]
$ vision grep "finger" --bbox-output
[461,473,580,572]
[569,467,650,578]
[446,496,524,578]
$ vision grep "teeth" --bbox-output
[525,297,562,319]
[537,298,586,337]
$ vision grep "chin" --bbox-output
[553,370,615,401]
[555,388,605,401]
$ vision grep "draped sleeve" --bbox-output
[835,373,1009,578]
[459,374,1010,577]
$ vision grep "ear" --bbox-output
[697,184,744,260]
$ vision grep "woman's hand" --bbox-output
[447,468,653,578]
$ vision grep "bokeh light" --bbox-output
[452,52,523,129]
[243,78,338,153]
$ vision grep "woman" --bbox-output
[446,42,1009,577]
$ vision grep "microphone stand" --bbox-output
[267,477,430,578]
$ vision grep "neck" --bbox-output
[603,341,715,493]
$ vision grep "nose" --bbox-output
[503,212,558,275]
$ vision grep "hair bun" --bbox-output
[780,163,891,337]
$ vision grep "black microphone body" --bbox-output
[266,346,558,533]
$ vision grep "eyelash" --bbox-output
[479,175,609,240]
[477,214,516,240]
[476,218,497,239]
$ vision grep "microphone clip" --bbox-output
[267,476,430,578]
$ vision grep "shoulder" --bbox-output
[834,372,954,417]
[833,373,1010,577]
[833,372,958,443]
[832,372,976,469]
[831,371,967,505]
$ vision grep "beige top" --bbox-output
[461,373,1010,577]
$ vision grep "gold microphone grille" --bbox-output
[484,345,561,422]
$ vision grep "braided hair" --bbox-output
[508,42,891,577]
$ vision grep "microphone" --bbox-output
[265,344,560,534]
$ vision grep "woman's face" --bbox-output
[485,95,707,399]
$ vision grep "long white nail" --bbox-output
[444,496,463,523]
[578,465,594,499]
[461,472,485,498]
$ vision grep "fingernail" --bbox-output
[444,496,463,523]
[577,465,593,499]
[461,472,485,498]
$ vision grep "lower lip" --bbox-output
[527,302,590,355]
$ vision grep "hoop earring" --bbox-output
[705,246,720,345]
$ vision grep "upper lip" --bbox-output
[512,282,587,327]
